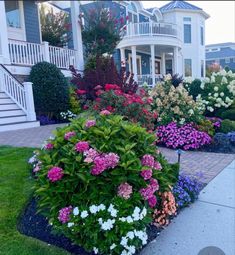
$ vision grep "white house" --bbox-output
[0,0,209,132]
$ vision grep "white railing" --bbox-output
[137,74,163,87]
[8,39,44,66]
[8,39,76,69]
[124,22,178,38]
[0,64,36,121]
[49,45,76,69]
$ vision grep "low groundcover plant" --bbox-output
[33,114,179,255]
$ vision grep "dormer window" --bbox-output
[127,2,138,23]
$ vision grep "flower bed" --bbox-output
[32,114,179,255]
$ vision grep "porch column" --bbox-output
[173,46,178,74]
[0,1,10,64]
[150,45,155,86]
[161,52,166,75]
[120,48,126,67]
[70,0,84,72]
[131,46,137,81]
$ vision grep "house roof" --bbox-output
[206,47,235,59]
[160,1,202,12]
[206,42,235,48]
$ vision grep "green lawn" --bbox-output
[0,146,70,255]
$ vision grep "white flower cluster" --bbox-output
[98,218,115,231]
[60,110,77,120]
[120,229,148,255]
[119,207,147,223]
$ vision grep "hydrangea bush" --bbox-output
[184,69,235,114]
[33,114,179,254]
[150,76,204,126]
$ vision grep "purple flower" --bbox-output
[44,143,54,150]
[91,156,107,175]
[58,206,72,223]
[64,131,76,140]
[148,195,157,208]
[140,169,152,180]
[85,120,96,128]
[141,154,155,168]
[104,152,119,169]
[117,182,133,199]
[75,141,89,153]
[47,166,64,182]
[84,148,99,163]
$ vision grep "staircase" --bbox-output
[0,65,39,132]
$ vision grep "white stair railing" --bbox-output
[0,65,36,121]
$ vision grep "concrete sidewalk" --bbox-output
[141,160,235,255]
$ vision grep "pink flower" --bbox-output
[84,148,99,163]
[47,166,64,182]
[44,143,54,150]
[91,156,107,175]
[154,161,162,170]
[139,186,154,200]
[100,110,111,115]
[150,178,159,192]
[85,120,96,128]
[75,141,89,153]
[118,182,133,199]
[104,153,119,169]
[64,131,76,140]
[141,154,155,168]
[33,164,41,173]
[58,206,72,223]
[148,195,157,208]
[140,169,152,180]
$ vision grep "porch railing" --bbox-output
[0,64,36,121]
[123,22,178,38]
[8,39,76,69]
[137,74,163,87]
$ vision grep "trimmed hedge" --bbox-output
[221,109,235,121]
[30,61,69,118]
[220,119,235,133]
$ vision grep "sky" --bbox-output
[141,1,235,45]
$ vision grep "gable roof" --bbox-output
[206,47,235,60]
[160,1,202,12]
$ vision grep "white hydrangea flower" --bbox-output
[220,69,227,76]
[93,247,99,254]
[220,92,225,97]
[110,243,117,250]
[127,245,136,254]
[210,76,215,83]
[108,204,118,217]
[214,93,219,98]
[73,207,79,216]
[188,109,194,115]
[221,76,228,84]
[126,216,133,223]
[100,219,115,231]
[89,205,99,214]
[214,86,219,91]
[98,204,106,211]
[126,231,134,240]
[200,82,205,89]
[80,210,88,218]
[120,237,128,247]
[67,222,74,228]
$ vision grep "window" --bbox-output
[201,60,204,77]
[5,0,21,28]
[211,48,219,51]
[128,54,142,75]
[127,3,138,23]
[183,17,191,22]
[184,59,192,77]
[184,24,191,43]
[225,58,230,64]
[200,27,204,45]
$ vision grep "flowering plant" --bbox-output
[92,84,157,130]
[150,76,204,126]
[33,114,179,254]
[156,122,212,150]
[184,69,235,114]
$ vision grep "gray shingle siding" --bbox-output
[23,1,41,43]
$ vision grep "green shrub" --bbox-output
[221,108,235,120]
[69,87,81,114]
[33,114,179,254]
[184,79,202,100]
[30,61,69,118]
[220,119,235,133]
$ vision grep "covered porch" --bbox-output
[119,44,181,87]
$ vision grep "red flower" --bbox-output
[104,84,121,91]
[153,112,158,119]
[76,89,86,95]
[93,104,100,110]
[146,98,153,104]
[106,105,114,112]
[83,105,89,110]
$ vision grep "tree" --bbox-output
[39,4,71,47]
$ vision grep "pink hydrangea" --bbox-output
[100,110,111,115]
[140,169,152,180]
[85,120,96,128]
[154,161,162,170]
[139,186,154,200]
[64,131,76,140]
[118,182,133,199]
[104,153,119,169]
[141,154,155,168]
[84,148,99,163]
[150,178,159,192]
[44,143,54,150]
[75,141,89,153]
[58,206,72,224]
[47,166,64,182]
[148,195,157,208]
[91,156,107,175]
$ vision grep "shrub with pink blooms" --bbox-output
[33,114,179,254]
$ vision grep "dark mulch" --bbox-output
[18,199,162,255]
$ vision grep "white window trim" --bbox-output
[184,58,192,77]
[126,2,139,23]
[7,0,26,41]
[128,53,142,75]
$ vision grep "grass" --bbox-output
[0,146,70,255]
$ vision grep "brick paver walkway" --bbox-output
[0,125,234,184]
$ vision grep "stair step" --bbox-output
[0,104,20,110]
[0,92,7,98]
[0,98,13,104]
[0,115,27,125]
[0,109,25,117]
[0,121,40,132]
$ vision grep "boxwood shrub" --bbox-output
[30,61,69,118]
[220,119,235,133]
[33,114,179,254]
